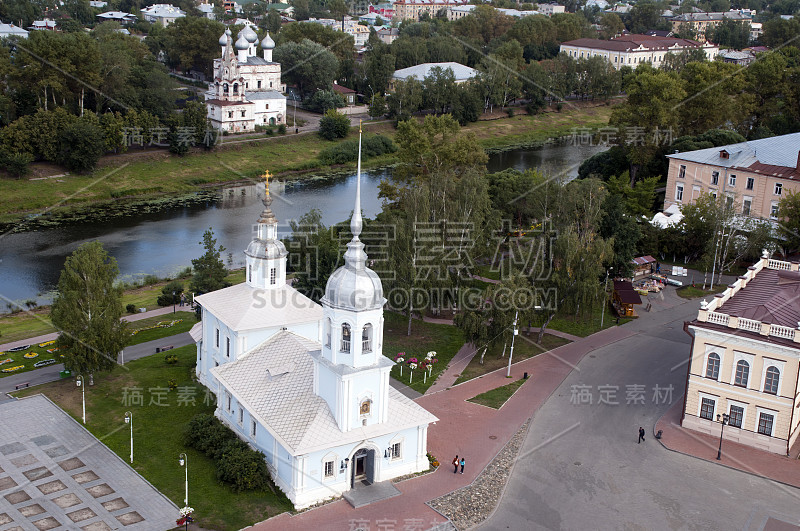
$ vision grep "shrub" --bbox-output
[306,90,345,113]
[57,120,105,172]
[165,354,178,365]
[184,413,238,460]
[156,279,184,306]
[126,304,136,314]
[506,108,515,118]
[265,127,275,136]
[167,378,177,390]
[318,109,350,140]
[277,124,287,135]
[317,134,397,165]
[216,443,273,492]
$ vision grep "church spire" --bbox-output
[343,122,367,271]
[258,170,277,226]
[244,169,287,289]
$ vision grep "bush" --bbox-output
[165,354,178,365]
[156,279,184,306]
[167,378,178,390]
[306,90,345,113]
[265,127,275,136]
[317,134,397,165]
[126,304,136,314]
[318,109,350,140]
[0,150,34,178]
[506,108,515,118]
[57,120,105,172]
[277,124,287,135]
[217,442,272,492]
[184,413,238,460]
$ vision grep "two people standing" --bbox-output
[452,455,465,474]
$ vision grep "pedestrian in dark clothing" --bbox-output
[460,457,465,474]
[452,455,459,474]
[638,427,645,443]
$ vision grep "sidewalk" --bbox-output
[655,399,800,490]
[250,324,635,530]
[0,306,186,353]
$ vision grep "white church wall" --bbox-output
[348,371,383,428]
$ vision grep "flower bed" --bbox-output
[38,340,56,348]
[130,319,183,336]
[0,358,13,365]
[23,352,39,359]
[2,365,24,373]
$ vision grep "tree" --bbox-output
[707,19,751,49]
[678,61,748,135]
[628,2,669,34]
[263,9,282,34]
[386,77,424,121]
[190,228,229,294]
[273,39,339,100]
[761,17,800,48]
[422,66,456,114]
[51,241,127,377]
[161,17,226,77]
[660,48,709,72]
[318,109,350,140]
[57,119,105,172]
[306,90,345,113]
[284,209,341,300]
[277,22,354,83]
[599,13,625,39]
[778,190,800,254]
[369,94,388,118]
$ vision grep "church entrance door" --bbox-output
[353,448,367,486]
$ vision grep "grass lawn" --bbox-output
[383,311,465,394]
[467,378,527,409]
[127,312,198,346]
[473,265,501,281]
[545,309,633,338]
[454,333,569,385]
[676,284,728,299]
[0,310,56,344]
[14,345,293,530]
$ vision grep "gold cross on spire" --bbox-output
[359,119,362,133]
[262,170,271,197]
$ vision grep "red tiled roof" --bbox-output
[562,35,703,52]
[718,269,800,328]
[733,161,800,180]
[616,290,643,305]
[632,255,657,266]
[332,84,356,94]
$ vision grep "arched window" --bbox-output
[324,318,331,348]
[341,323,351,353]
[705,353,720,380]
[223,83,229,94]
[734,360,749,387]
[248,265,252,283]
[233,82,239,94]
[764,366,780,394]
[362,324,373,353]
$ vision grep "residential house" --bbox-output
[140,4,186,25]
[0,22,29,39]
[392,0,467,21]
[538,3,566,15]
[681,254,800,455]
[369,3,395,19]
[29,19,57,31]
[198,3,216,19]
[333,83,356,105]
[663,132,800,221]
[670,10,754,43]
[377,27,399,44]
[560,34,718,70]
[718,49,755,65]
[446,4,539,21]
[97,11,138,24]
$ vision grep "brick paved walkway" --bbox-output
[250,325,635,530]
[655,398,800,490]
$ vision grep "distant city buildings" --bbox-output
[0,22,29,39]
[97,11,138,24]
[198,2,216,20]
[670,10,755,43]
[29,19,57,31]
[392,0,468,21]
[560,34,718,70]
[682,253,800,455]
[664,132,800,221]
[303,17,370,46]
[538,3,566,15]
[140,4,186,26]
[446,4,541,21]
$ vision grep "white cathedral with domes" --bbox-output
[205,24,287,132]
[191,130,437,509]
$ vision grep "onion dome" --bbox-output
[261,32,275,50]
[218,32,228,46]
[225,28,232,36]
[235,33,249,51]
[242,24,258,43]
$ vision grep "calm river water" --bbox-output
[0,142,603,305]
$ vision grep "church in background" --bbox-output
[205,24,287,132]
[190,131,436,508]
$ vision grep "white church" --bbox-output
[191,131,437,509]
[205,24,287,132]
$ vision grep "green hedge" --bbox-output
[318,134,397,165]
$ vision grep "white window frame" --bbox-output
[216,328,220,348]
[730,351,755,388]
[770,201,779,219]
[760,358,786,396]
[323,460,335,479]
[251,419,257,438]
[742,196,752,216]
[729,174,736,187]
[727,399,747,429]
[702,345,723,381]
[321,452,338,481]
[679,165,686,179]
[675,183,684,202]
[388,435,404,461]
[226,336,231,358]
[270,267,276,285]
[226,392,232,413]
[238,407,244,425]
[711,171,719,185]
[756,407,777,436]
[746,177,754,190]
[698,392,717,420]
[775,182,783,195]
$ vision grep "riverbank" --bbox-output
[0,103,615,231]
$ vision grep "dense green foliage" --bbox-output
[317,134,396,164]
[318,109,350,140]
[190,229,229,295]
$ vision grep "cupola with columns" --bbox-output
[244,171,287,289]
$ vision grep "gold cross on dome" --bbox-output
[262,170,271,196]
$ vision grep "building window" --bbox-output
[257,80,262,88]
[270,267,276,285]
[729,405,744,428]
[726,195,734,209]
[390,442,402,460]
[771,202,779,219]
[241,111,246,118]
[238,408,243,425]
[764,366,780,394]
[676,184,684,202]
[758,412,774,436]
[341,323,351,353]
[742,198,751,216]
[734,360,749,387]
[711,171,719,185]
[362,324,373,353]
[226,337,230,358]
[775,182,783,195]
[678,165,686,179]
[226,393,231,412]
[705,353,720,379]
[325,318,331,347]
[324,460,335,478]
[746,177,754,190]
[228,111,233,118]
[248,265,252,282]
[215,328,219,348]
[251,420,257,437]
[700,397,715,420]
[729,174,736,187]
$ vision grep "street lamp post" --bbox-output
[506,310,519,378]
[124,412,133,464]
[292,93,298,133]
[600,266,613,329]
[172,291,176,314]
[716,413,730,460]
[76,375,85,424]
[178,453,188,507]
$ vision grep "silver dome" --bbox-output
[242,25,258,43]
[234,34,249,51]
[225,28,232,36]
[218,32,228,46]
[245,239,287,260]
[261,32,275,49]
[324,266,384,311]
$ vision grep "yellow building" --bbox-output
[670,11,752,43]
[392,0,467,21]
[682,254,800,455]
[664,133,800,220]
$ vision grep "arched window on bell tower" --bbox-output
[362,324,372,353]
[341,323,351,353]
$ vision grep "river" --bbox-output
[0,142,603,306]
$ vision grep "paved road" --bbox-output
[0,332,194,400]
[476,291,800,530]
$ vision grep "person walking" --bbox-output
[460,457,465,474]
[452,455,459,474]
[638,427,645,443]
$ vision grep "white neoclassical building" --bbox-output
[205,25,286,132]
[192,134,436,509]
